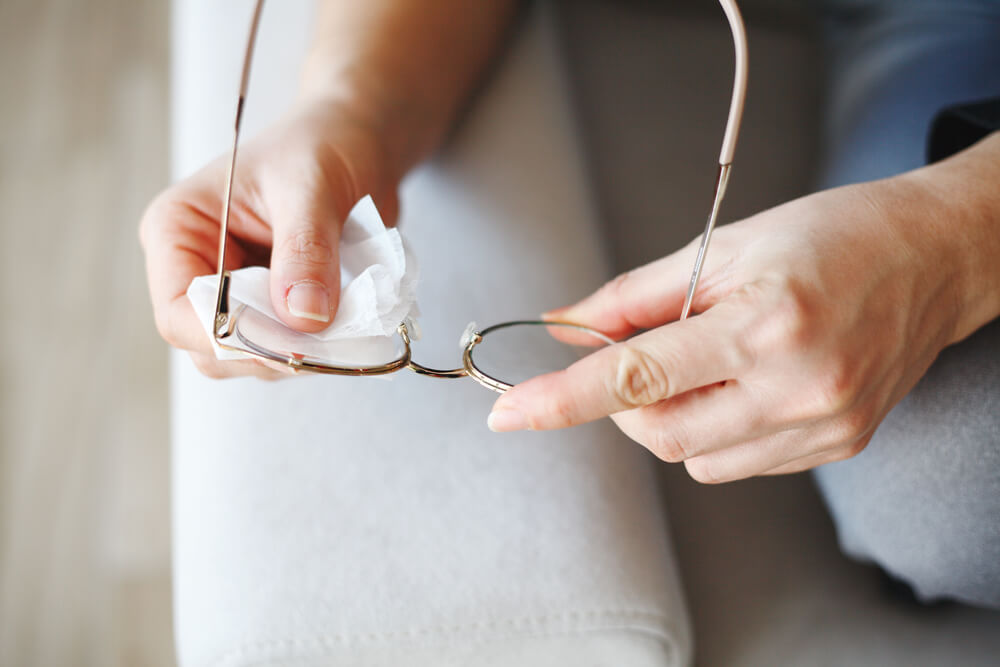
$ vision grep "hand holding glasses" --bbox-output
[210,0,747,393]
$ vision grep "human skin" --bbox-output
[138,0,517,379]
[488,131,1000,482]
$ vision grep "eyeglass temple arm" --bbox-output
[679,0,747,321]
[717,0,747,167]
[214,0,266,339]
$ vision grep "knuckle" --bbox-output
[748,277,816,352]
[787,360,863,424]
[827,437,870,464]
[775,282,815,348]
[841,437,870,460]
[612,345,671,408]
[725,334,757,375]
[817,359,863,416]
[649,434,690,463]
[606,271,633,300]
[279,229,335,267]
[647,422,693,463]
[833,406,877,444]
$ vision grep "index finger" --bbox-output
[140,177,265,353]
[547,246,697,341]
[488,301,752,432]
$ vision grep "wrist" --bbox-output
[295,82,415,188]
[894,132,1000,344]
[298,51,446,182]
[295,0,518,183]
[265,95,401,227]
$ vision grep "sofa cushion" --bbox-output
[170,2,691,665]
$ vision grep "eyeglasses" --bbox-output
[211,0,747,392]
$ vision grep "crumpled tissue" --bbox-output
[187,195,419,365]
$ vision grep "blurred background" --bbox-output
[0,0,175,664]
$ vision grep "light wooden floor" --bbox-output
[0,0,175,665]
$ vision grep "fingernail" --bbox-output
[286,281,330,322]
[487,409,529,433]
[542,307,570,321]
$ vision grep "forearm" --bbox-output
[893,131,1000,344]
[300,0,519,185]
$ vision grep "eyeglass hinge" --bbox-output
[214,271,237,338]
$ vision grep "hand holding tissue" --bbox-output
[186,196,420,365]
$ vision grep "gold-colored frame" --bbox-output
[461,321,615,393]
[225,312,613,393]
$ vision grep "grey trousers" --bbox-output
[812,0,1000,609]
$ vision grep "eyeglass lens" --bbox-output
[468,322,612,387]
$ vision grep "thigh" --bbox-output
[814,319,1000,607]
[818,0,1000,187]
[814,0,1000,609]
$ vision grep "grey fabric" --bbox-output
[814,319,1000,607]
[817,0,1000,187]
[812,0,1000,608]
[554,0,1000,663]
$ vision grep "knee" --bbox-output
[815,456,1000,609]
[852,520,1000,609]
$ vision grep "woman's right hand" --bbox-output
[139,97,398,379]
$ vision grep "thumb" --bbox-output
[269,192,343,333]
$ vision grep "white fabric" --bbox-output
[187,195,420,363]
[171,1,691,666]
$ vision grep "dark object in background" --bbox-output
[928,97,1000,163]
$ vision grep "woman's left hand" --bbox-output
[488,174,977,482]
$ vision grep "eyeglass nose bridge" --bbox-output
[399,322,470,380]
[399,323,514,394]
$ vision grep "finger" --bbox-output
[680,427,819,483]
[681,424,870,484]
[551,259,688,335]
[541,321,616,348]
[489,300,753,431]
[610,380,788,462]
[543,248,698,340]
[162,293,218,352]
[188,352,287,381]
[267,178,347,332]
[141,185,247,353]
[759,436,871,476]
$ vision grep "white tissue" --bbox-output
[187,195,419,365]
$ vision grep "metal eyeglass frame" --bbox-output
[211,0,747,391]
